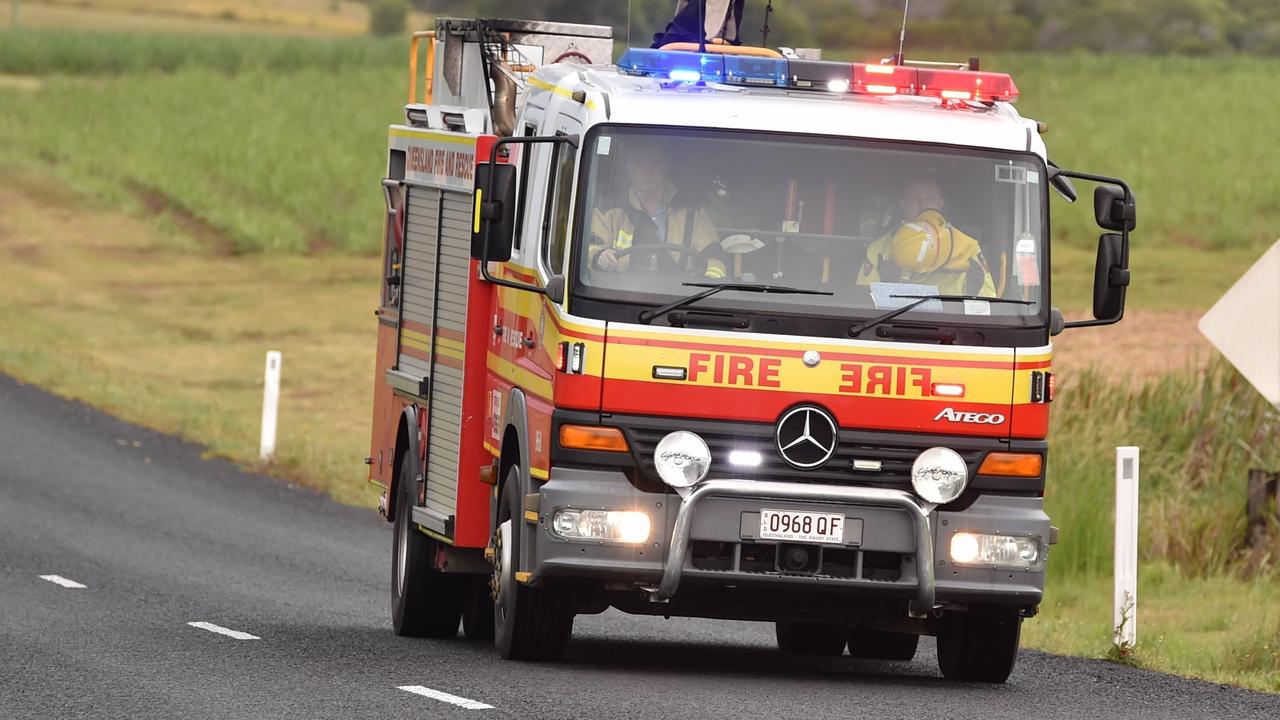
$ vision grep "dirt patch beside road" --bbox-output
[1052,309,1214,382]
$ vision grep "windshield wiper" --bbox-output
[638,281,833,324]
[848,294,1035,337]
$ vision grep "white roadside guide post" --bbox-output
[1114,446,1139,650]
[259,351,282,461]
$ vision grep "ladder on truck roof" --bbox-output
[406,18,613,136]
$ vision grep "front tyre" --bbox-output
[936,609,1021,683]
[391,452,464,638]
[492,466,573,660]
[774,622,848,655]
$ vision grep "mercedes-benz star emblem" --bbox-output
[775,406,838,469]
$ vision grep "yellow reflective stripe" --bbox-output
[473,188,483,234]
[388,127,477,144]
[526,76,599,110]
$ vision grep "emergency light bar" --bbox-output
[616,48,1018,103]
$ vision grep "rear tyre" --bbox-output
[846,628,919,661]
[492,466,573,660]
[391,452,465,638]
[936,609,1022,683]
[774,622,849,655]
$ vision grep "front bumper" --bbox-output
[531,467,1049,615]
[658,479,934,615]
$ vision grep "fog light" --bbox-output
[654,431,711,488]
[911,447,969,504]
[949,531,1044,570]
[551,509,650,544]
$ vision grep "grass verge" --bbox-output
[1025,566,1280,693]
[0,168,379,506]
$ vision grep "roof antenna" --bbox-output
[697,0,707,54]
[895,0,910,65]
[626,0,632,49]
[761,0,774,47]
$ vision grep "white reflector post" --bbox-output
[1113,446,1140,650]
[259,351,282,461]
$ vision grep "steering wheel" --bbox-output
[605,244,709,276]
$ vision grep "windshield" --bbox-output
[572,126,1047,326]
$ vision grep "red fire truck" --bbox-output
[367,18,1135,683]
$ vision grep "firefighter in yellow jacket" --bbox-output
[589,150,727,280]
[856,176,996,296]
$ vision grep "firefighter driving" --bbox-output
[367,17,1135,684]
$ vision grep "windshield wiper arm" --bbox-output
[848,294,1035,337]
[638,281,833,324]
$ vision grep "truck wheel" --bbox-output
[774,622,848,655]
[847,628,919,661]
[492,466,573,660]
[936,609,1021,683]
[391,452,464,638]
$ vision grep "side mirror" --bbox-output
[1094,185,1136,232]
[1090,232,1128,321]
[471,163,517,262]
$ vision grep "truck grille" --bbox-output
[625,422,988,490]
[691,541,904,581]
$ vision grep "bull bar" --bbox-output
[649,479,936,617]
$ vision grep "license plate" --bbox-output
[758,509,845,544]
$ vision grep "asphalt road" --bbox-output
[1,374,1276,719]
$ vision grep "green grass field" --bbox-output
[2,28,1279,691]
[3,33,1280,264]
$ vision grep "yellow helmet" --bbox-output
[888,209,954,273]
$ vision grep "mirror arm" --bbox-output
[1062,316,1122,330]
[476,135,578,298]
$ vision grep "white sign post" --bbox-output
[259,351,282,461]
[1113,446,1140,651]
[1199,240,1280,406]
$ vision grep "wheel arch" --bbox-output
[495,388,533,570]
[388,404,421,522]
[495,388,531,504]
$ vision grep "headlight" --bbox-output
[950,531,1045,570]
[552,509,650,544]
[910,446,969,504]
[653,431,711,488]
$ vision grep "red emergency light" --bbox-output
[850,62,1018,103]
[851,63,917,96]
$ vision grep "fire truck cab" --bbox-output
[369,18,1135,683]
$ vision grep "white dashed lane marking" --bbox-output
[187,622,260,640]
[397,685,494,710]
[39,574,87,589]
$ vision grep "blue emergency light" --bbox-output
[722,56,788,87]
[617,48,725,83]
